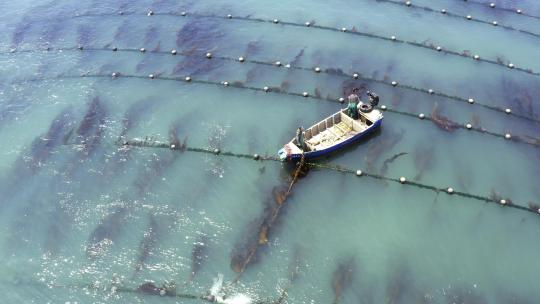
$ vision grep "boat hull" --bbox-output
[279,118,382,162]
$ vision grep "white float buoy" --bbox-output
[275,61,282,66]
[149,74,154,79]
[405,1,411,6]
[492,21,498,26]
[473,54,480,60]
[505,108,511,114]
[214,148,220,154]
[447,187,454,194]
[206,52,212,58]
[399,177,407,183]
[391,35,396,41]
[78,45,83,50]
[222,81,229,86]
[466,123,472,129]
[341,27,347,32]
[466,15,472,20]
[436,46,442,51]
[505,133,511,139]
[508,63,514,69]
[302,92,309,97]
[273,19,279,24]
[285,64,291,68]
[428,89,434,94]
[159,289,166,296]
[170,144,176,149]
[112,72,118,78]
[339,97,345,103]
[185,76,191,82]
[381,105,387,110]
[253,154,260,160]
[238,56,245,62]
[147,10,154,16]
[140,48,146,53]
[418,113,425,119]
[516,9,522,14]
[227,14,232,19]
[263,86,270,92]
[499,199,507,205]
[356,170,363,176]
[353,73,359,79]
[181,11,186,16]
[315,67,321,73]
[441,9,447,14]
[305,21,311,27]
[391,81,398,86]
[468,98,475,104]
[171,49,177,55]
[489,3,495,8]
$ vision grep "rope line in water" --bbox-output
[232,153,306,283]
[3,46,539,125]
[6,278,270,303]
[453,0,540,21]
[376,0,540,39]
[122,137,540,218]
[68,11,540,78]
[14,73,540,149]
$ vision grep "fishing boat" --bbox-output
[278,92,383,161]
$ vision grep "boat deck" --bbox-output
[306,121,355,150]
[303,110,373,151]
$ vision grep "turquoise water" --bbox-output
[1,0,539,303]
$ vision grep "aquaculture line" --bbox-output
[6,278,271,303]
[69,11,540,78]
[454,0,540,21]
[4,46,539,125]
[123,137,540,218]
[17,73,540,149]
[376,0,540,39]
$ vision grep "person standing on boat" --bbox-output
[347,94,359,119]
[296,127,306,150]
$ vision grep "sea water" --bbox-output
[0,0,539,303]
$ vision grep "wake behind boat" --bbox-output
[278,92,383,161]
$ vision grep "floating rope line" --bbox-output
[5,278,271,303]
[456,0,540,21]
[14,73,540,149]
[3,46,539,125]
[377,0,540,39]
[68,11,540,78]
[121,137,540,217]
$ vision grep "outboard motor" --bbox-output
[367,91,379,107]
